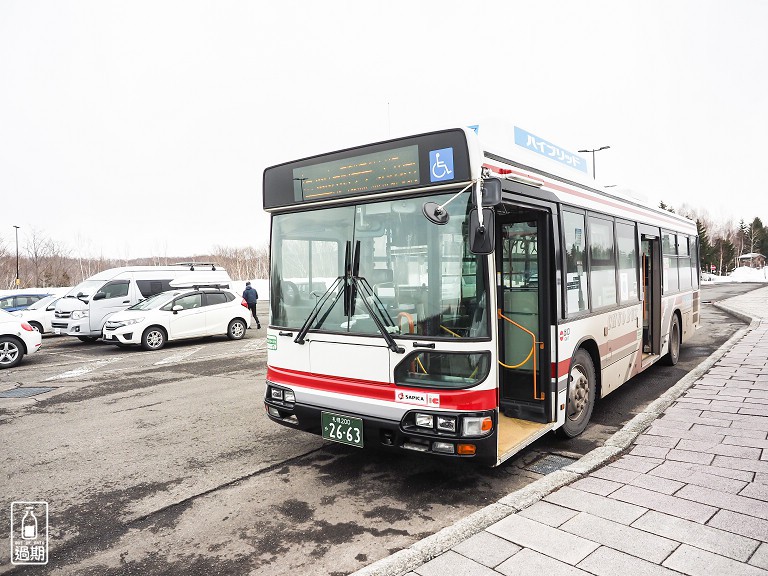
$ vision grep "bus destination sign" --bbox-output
[292,145,420,201]
[262,129,471,210]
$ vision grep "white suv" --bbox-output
[103,287,251,350]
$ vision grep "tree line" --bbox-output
[0,228,269,290]
[2,206,764,289]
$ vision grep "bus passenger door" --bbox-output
[641,234,662,358]
[497,210,552,426]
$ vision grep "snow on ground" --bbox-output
[703,266,768,283]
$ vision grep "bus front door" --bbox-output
[495,210,553,460]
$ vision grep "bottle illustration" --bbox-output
[21,507,38,540]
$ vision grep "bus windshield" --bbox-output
[270,191,489,339]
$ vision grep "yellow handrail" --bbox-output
[497,308,545,400]
[439,325,462,338]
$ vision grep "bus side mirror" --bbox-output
[475,178,502,207]
[92,292,106,301]
[469,208,495,255]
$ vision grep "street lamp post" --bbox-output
[13,225,20,288]
[578,146,610,180]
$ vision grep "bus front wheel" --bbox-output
[558,349,596,438]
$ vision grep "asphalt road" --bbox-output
[0,285,758,575]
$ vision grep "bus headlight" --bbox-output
[462,416,493,437]
[266,384,295,408]
[436,415,457,433]
[415,413,434,429]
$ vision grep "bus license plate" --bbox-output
[321,411,363,448]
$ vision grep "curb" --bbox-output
[351,309,755,576]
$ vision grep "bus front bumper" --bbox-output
[263,397,497,466]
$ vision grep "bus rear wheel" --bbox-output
[558,349,596,438]
[663,314,681,366]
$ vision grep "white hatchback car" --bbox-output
[0,308,43,368]
[103,287,251,350]
[13,294,63,334]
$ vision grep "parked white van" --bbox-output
[52,264,231,341]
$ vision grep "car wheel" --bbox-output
[557,349,596,438]
[0,336,24,369]
[663,314,681,366]
[227,318,247,340]
[77,336,99,343]
[141,326,167,351]
[29,321,44,333]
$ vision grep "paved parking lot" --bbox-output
[0,289,757,575]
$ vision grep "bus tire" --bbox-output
[663,313,681,366]
[558,349,596,438]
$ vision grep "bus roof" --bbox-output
[471,123,695,233]
[263,124,696,234]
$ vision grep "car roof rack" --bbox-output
[172,262,219,271]
[173,283,231,290]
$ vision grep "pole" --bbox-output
[578,146,610,180]
[13,225,20,288]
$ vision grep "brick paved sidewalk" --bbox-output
[357,286,768,576]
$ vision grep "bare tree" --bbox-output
[23,227,56,286]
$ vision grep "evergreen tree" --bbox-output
[714,235,736,274]
[696,219,714,272]
[751,217,766,256]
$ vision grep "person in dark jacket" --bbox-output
[243,281,260,329]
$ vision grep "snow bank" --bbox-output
[702,267,768,284]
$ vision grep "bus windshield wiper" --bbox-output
[348,239,403,353]
[294,276,344,345]
[350,275,404,354]
[293,239,404,353]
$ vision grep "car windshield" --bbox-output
[270,191,489,340]
[128,291,178,311]
[26,295,57,310]
[66,280,105,299]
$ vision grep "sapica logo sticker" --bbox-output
[395,390,440,407]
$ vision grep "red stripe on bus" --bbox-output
[482,163,686,228]
[552,359,570,378]
[266,365,497,410]
[599,331,641,357]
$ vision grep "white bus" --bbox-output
[262,125,699,467]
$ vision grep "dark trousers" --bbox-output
[248,303,260,326]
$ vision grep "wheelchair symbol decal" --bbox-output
[429,148,454,182]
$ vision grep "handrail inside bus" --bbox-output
[439,325,461,338]
[497,309,545,401]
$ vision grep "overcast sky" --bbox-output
[1,1,766,259]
